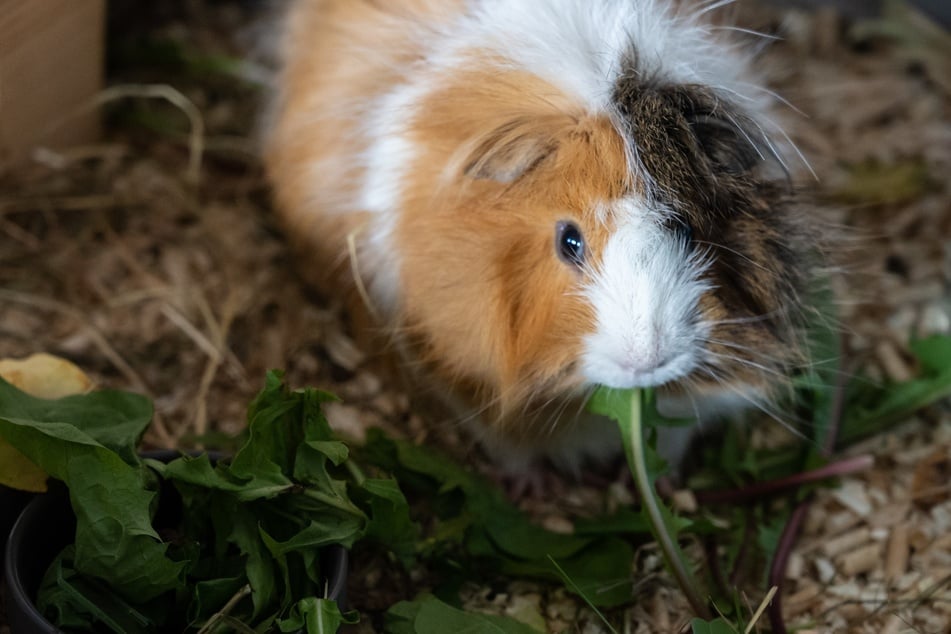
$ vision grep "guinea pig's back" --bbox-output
[264,0,460,289]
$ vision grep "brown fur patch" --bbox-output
[395,62,632,433]
[612,77,817,397]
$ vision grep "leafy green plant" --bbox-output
[386,595,540,634]
[0,372,370,632]
[360,429,640,609]
[589,387,710,619]
[0,372,642,633]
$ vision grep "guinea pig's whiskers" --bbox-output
[741,116,793,178]
[737,82,808,118]
[542,393,579,440]
[528,385,590,441]
[346,227,382,322]
[702,336,781,360]
[672,376,707,426]
[709,84,757,106]
[694,364,814,443]
[577,385,598,417]
[693,0,738,19]
[805,306,850,336]
[760,114,817,180]
[693,240,772,273]
[702,348,788,381]
[709,26,782,42]
[443,370,567,437]
[443,388,509,432]
[722,112,768,163]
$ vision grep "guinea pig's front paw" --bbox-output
[486,462,569,503]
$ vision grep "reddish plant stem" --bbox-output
[694,454,874,505]
[823,350,854,457]
[767,498,812,634]
[767,339,851,633]
[728,508,756,587]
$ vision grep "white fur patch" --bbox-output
[582,197,711,389]
[358,83,429,317]
[448,0,767,113]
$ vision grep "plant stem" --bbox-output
[767,499,811,634]
[548,556,619,634]
[694,454,874,505]
[197,584,252,634]
[302,487,366,518]
[624,389,712,620]
[345,458,366,485]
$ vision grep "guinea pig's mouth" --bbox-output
[580,348,697,392]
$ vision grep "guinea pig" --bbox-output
[264,0,822,472]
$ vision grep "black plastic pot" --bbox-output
[2,451,349,633]
[3,482,71,634]
[0,484,34,571]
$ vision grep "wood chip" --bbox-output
[838,543,884,577]
[670,489,697,513]
[540,516,573,535]
[785,583,822,614]
[832,480,874,517]
[323,402,368,443]
[908,526,931,552]
[875,340,916,383]
[911,449,951,508]
[815,557,837,584]
[835,603,868,621]
[885,524,910,582]
[649,590,671,633]
[822,527,872,558]
[826,509,864,535]
[787,551,805,580]
[893,442,945,466]
[886,279,947,306]
[344,371,382,399]
[868,501,911,528]
[919,303,951,336]
[880,613,906,634]
[323,329,365,371]
[929,504,951,535]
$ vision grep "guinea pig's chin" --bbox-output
[655,383,768,422]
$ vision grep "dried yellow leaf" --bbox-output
[0,353,94,398]
[0,353,94,492]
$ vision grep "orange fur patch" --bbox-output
[265,0,463,291]
[396,61,633,429]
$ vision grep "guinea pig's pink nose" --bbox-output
[589,345,692,390]
[617,352,668,376]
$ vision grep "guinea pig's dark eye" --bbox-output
[556,221,585,267]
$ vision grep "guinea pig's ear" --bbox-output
[690,115,761,175]
[690,113,790,182]
[462,116,562,183]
